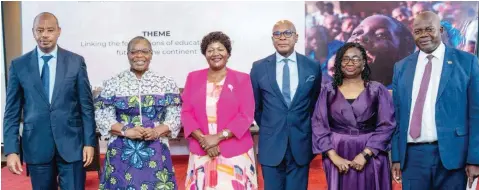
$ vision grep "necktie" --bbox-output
[282,58,291,107]
[410,55,434,139]
[41,55,53,101]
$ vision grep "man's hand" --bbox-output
[206,146,220,158]
[92,87,103,98]
[83,146,95,167]
[125,126,146,140]
[466,164,479,188]
[6,153,23,175]
[392,163,402,184]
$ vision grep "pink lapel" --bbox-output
[216,68,238,129]
[191,69,209,128]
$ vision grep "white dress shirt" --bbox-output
[407,43,445,143]
[276,51,299,100]
[37,45,58,103]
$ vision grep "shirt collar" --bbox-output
[419,42,445,62]
[276,51,297,63]
[37,45,58,59]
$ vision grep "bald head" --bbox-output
[32,12,61,54]
[272,20,298,57]
[413,11,441,28]
[33,12,59,27]
[412,11,443,53]
[273,20,296,33]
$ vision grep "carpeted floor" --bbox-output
[1,155,407,190]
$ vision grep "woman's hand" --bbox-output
[154,125,171,138]
[327,150,352,174]
[199,134,221,150]
[331,155,352,174]
[350,153,368,171]
[142,128,159,141]
[206,146,220,158]
[124,126,146,140]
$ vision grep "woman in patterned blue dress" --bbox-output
[95,36,182,190]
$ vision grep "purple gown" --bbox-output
[312,81,396,190]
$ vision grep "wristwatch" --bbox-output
[361,151,372,161]
[222,130,229,139]
[120,125,128,136]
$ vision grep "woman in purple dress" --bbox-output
[312,42,396,190]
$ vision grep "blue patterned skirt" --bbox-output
[100,137,177,190]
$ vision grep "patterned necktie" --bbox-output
[410,55,434,139]
[41,55,53,101]
[282,58,291,107]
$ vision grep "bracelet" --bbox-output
[120,125,128,136]
[360,151,372,161]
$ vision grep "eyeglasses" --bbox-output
[341,57,363,64]
[272,30,296,39]
[128,49,152,55]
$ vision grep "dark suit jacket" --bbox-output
[250,53,321,166]
[391,47,479,170]
[3,47,96,164]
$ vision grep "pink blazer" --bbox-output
[181,68,255,158]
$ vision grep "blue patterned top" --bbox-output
[94,70,182,144]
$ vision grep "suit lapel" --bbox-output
[198,69,208,123]
[436,47,455,101]
[217,68,236,126]
[51,47,67,105]
[28,48,50,104]
[266,54,288,107]
[218,68,235,105]
[404,52,419,114]
[290,54,307,107]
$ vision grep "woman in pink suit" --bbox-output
[181,31,258,190]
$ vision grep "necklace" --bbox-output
[207,71,227,84]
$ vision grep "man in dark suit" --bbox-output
[391,11,479,189]
[3,12,96,189]
[250,20,321,190]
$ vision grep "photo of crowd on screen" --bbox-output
[305,1,479,88]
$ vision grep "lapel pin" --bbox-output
[447,61,452,64]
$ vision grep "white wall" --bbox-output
[21,1,305,88]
